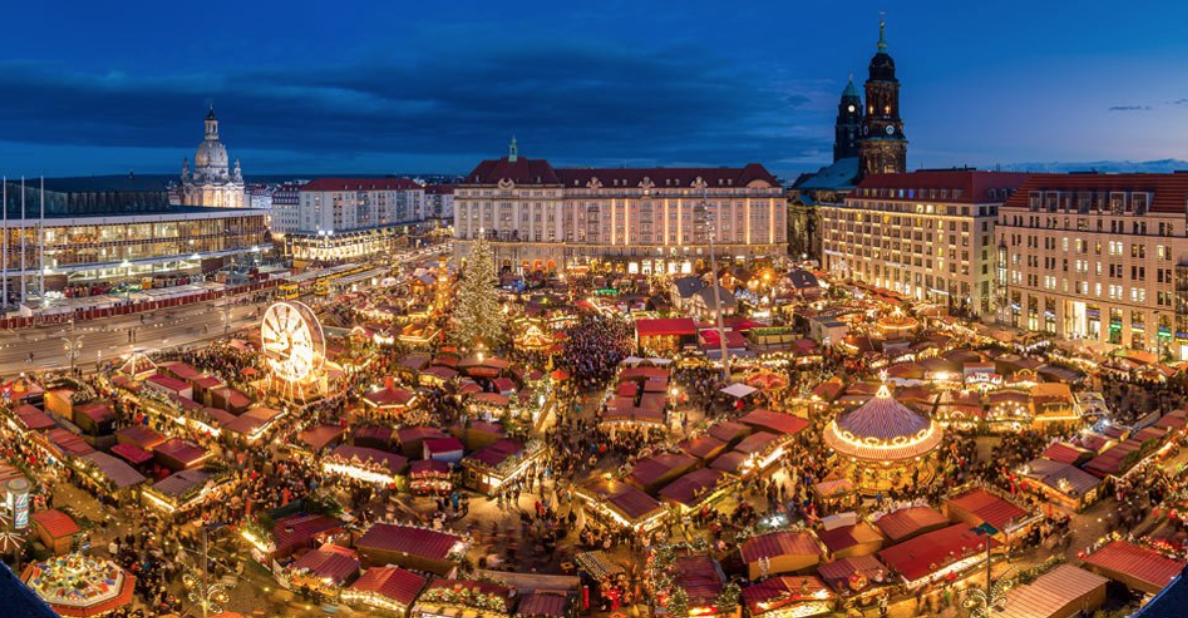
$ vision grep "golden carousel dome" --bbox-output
[824,383,944,462]
[876,311,919,334]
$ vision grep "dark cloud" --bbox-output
[1107,104,1151,112]
[0,37,825,172]
[1173,99,1188,106]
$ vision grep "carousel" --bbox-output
[21,554,137,617]
[514,319,555,353]
[743,367,791,407]
[823,381,944,494]
[876,309,919,339]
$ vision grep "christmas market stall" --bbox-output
[871,505,950,544]
[322,444,409,486]
[286,545,361,598]
[876,524,997,589]
[141,468,235,517]
[575,479,667,532]
[1080,540,1187,595]
[817,555,892,605]
[75,451,146,505]
[993,564,1108,618]
[742,575,835,618]
[355,523,469,576]
[410,459,453,495]
[816,512,886,560]
[31,509,80,555]
[462,438,542,495]
[739,530,825,579]
[342,566,428,617]
[410,578,515,618]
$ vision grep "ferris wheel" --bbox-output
[260,301,324,382]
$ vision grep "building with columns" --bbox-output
[453,141,786,274]
[820,170,1028,315]
[179,107,246,209]
[996,173,1188,360]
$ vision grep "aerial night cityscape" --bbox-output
[3,2,1188,618]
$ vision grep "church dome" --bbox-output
[194,138,229,171]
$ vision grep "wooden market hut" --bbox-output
[31,509,79,555]
[994,564,1108,618]
[342,566,427,617]
[742,576,835,618]
[627,453,698,494]
[1081,540,1187,595]
[354,523,465,576]
[739,530,824,579]
[872,506,949,544]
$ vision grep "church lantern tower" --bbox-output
[858,16,907,178]
[834,75,863,162]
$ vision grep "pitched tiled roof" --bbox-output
[273,514,343,556]
[873,506,949,542]
[740,530,822,564]
[946,488,1029,531]
[468,438,525,468]
[817,555,890,593]
[995,565,1108,618]
[659,468,728,507]
[356,524,461,561]
[877,524,996,582]
[854,170,1030,204]
[291,546,360,585]
[629,453,697,488]
[349,566,427,607]
[738,409,810,437]
[742,576,832,614]
[1002,173,1188,214]
[1083,540,1187,592]
[515,590,571,618]
[636,318,697,338]
[31,509,79,539]
[673,555,723,604]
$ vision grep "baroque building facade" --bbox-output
[453,141,786,274]
[179,107,246,209]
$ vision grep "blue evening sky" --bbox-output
[2,0,1187,178]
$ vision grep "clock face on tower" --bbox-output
[885,125,895,135]
[847,105,856,113]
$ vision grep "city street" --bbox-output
[0,299,263,378]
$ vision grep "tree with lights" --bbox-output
[449,235,507,351]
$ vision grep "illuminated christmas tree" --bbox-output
[449,235,506,351]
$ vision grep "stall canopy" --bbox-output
[721,383,758,399]
[994,564,1108,618]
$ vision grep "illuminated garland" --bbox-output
[419,586,509,612]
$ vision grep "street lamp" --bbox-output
[62,317,83,374]
[964,523,1014,618]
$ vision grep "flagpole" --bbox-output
[39,177,45,300]
[20,176,25,305]
[2,176,7,308]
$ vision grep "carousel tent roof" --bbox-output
[824,384,943,462]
